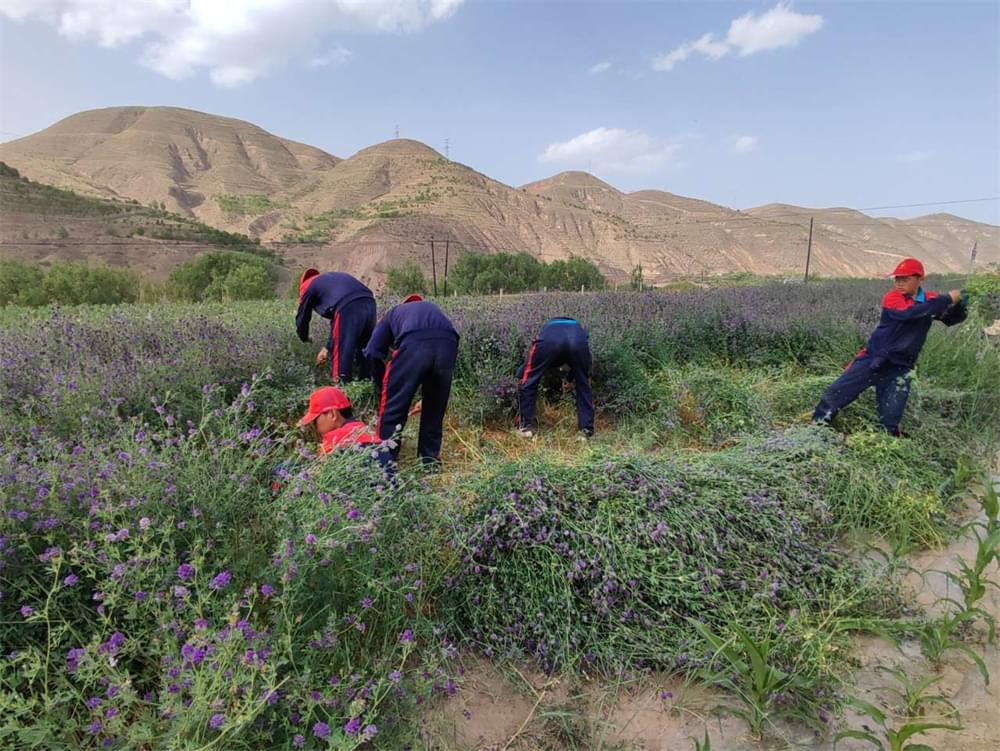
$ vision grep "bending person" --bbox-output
[516,316,594,439]
[296,269,376,383]
[364,295,459,467]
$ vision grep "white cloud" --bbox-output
[653,2,823,72]
[896,150,932,163]
[652,33,728,72]
[307,46,353,69]
[0,0,463,87]
[726,3,824,56]
[731,135,759,154]
[539,127,681,174]
[588,60,612,74]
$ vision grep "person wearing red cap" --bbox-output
[812,258,967,435]
[296,269,376,383]
[363,294,459,467]
[298,386,380,453]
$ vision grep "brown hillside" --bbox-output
[1,106,997,283]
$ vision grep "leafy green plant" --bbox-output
[691,729,712,751]
[688,618,812,738]
[915,607,990,684]
[835,666,962,751]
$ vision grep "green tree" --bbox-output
[168,251,276,302]
[450,251,544,294]
[630,264,644,291]
[385,262,429,296]
[41,262,139,305]
[222,264,277,301]
[0,259,45,306]
[544,256,607,291]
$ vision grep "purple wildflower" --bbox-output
[209,571,231,590]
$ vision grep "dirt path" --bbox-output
[419,475,1000,750]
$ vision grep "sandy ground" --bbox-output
[418,473,1000,750]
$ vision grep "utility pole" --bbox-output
[443,240,450,296]
[394,124,399,139]
[803,217,814,283]
[430,238,438,295]
[968,240,978,277]
[444,138,450,160]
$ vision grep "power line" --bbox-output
[858,197,1000,212]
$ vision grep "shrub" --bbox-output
[384,262,428,296]
[168,252,277,302]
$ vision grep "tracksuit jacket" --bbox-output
[295,272,376,382]
[813,287,967,434]
[363,300,459,464]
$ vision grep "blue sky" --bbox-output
[1,1,997,224]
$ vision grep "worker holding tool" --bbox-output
[812,258,968,435]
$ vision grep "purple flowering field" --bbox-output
[2,278,998,748]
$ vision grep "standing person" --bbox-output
[516,317,595,439]
[364,294,459,467]
[296,269,376,383]
[812,258,967,435]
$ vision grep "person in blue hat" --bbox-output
[516,317,594,439]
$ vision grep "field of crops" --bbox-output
[2,277,999,750]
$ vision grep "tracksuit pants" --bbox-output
[517,330,595,435]
[375,334,458,465]
[327,297,376,383]
[812,352,912,435]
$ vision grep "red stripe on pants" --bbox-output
[330,313,341,382]
[520,343,538,386]
[376,351,396,437]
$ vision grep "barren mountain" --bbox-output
[1,106,996,283]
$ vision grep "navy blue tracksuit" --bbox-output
[813,288,966,434]
[517,317,595,435]
[364,300,459,465]
[296,272,376,382]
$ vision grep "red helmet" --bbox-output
[402,294,424,303]
[298,268,321,303]
[889,258,925,279]
[297,387,351,426]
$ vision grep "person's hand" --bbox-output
[315,347,329,365]
[409,400,423,416]
[948,289,961,305]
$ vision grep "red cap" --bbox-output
[889,258,925,279]
[298,387,351,426]
[402,294,423,303]
[298,268,320,303]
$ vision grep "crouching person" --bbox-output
[812,258,967,436]
[298,386,380,453]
